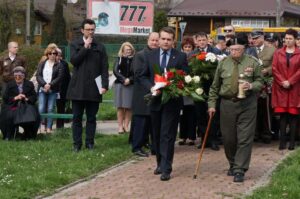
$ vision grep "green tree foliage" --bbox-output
[0,45,44,79]
[0,1,12,51]
[19,45,44,78]
[49,0,68,45]
[153,10,168,32]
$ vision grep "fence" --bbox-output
[56,44,147,64]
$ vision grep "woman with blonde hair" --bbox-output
[113,42,135,133]
[36,44,63,133]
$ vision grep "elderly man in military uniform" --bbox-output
[251,31,276,144]
[208,33,263,183]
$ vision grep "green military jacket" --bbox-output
[257,45,275,76]
[208,54,263,108]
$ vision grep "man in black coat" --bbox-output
[66,19,109,152]
[138,27,188,181]
[131,32,159,157]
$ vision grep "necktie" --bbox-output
[160,51,167,72]
[230,60,239,96]
[257,47,261,54]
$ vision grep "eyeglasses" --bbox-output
[84,28,95,31]
[48,52,58,56]
[224,29,233,33]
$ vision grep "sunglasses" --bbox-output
[14,74,24,78]
[224,29,233,33]
[48,52,58,56]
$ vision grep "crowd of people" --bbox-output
[1,19,300,183]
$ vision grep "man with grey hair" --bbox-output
[0,41,26,95]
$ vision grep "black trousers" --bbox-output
[56,99,67,128]
[1,109,39,140]
[131,115,152,152]
[151,106,180,174]
[72,100,99,147]
[179,105,196,140]
[195,101,220,145]
[255,96,272,141]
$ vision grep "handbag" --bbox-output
[14,101,38,125]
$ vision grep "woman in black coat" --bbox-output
[113,42,135,133]
[0,66,39,140]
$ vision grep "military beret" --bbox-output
[228,32,248,46]
[250,31,264,39]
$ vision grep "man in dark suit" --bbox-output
[131,32,159,157]
[66,19,109,152]
[191,32,221,55]
[138,27,188,181]
[190,32,221,151]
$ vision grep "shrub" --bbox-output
[19,45,44,78]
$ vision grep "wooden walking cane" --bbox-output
[193,114,213,179]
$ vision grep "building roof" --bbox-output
[168,0,300,17]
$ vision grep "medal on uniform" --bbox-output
[3,61,8,66]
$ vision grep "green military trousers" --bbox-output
[220,95,257,174]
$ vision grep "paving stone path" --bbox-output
[44,141,289,199]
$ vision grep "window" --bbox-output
[231,18,269,28]
[34,21,42,35]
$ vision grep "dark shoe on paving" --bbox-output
[133,149,149,157]
[178,140,186,145]
[288,145,295,150]
[160,173,170,181]
[154,167,162,175]
[187,141,195,146]
[86,144,94,150]
[233,173,244,183]
[279,142,287,150]
[210,143,220,151]
[151,150,156,155]
[227,168,234,176]
[262,137,271,144]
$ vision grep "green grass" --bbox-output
[0,130,132,199]
[98,88,117,120]
[247,148,300,199]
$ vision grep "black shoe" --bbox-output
[151,150,156,155]
[233,173,244,183]
[86,144,94,150]
[154,167,162,175]
[133,149,149,157]
[73,146,81,153]
[288,145,295,150]
[279,142,287,150]
[262,137,271,144]
[178,140,186,145]
[187,141,195,146]
[227,168,234,176]
[160,173,170,181]
[210,143,220,151]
